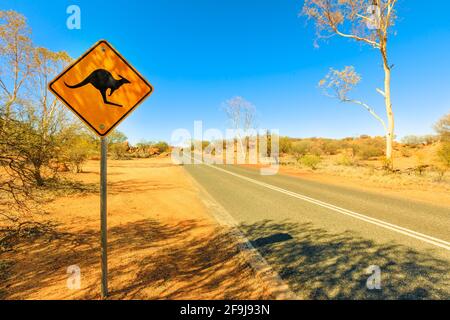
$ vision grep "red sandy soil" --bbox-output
[1,158,277,300]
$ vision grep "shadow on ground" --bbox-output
[0,219,271,300]
[108,180,176,195]
[240,220,450,300]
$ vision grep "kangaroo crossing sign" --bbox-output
[49,40,153,136]
[48,40,154,298]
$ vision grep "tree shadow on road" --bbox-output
[240,220,450,300]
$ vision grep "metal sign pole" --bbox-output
[100,136,108,299]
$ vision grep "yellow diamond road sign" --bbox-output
[49,40,153,136]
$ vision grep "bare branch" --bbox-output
[344,98,387,133]
[319,66,387,134]
[332,26,380,48]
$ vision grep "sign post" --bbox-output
[48,40,153,299]
[100,136,108,298]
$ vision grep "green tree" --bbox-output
[153,141,170,153]
[279,136,292,154]
[300,154,322,170]
[290,141,312,161]
[1,11,72,186]
[435,113,450,141]
[63,131,97,173]
[0,11,75,239]
[108,130,129,159]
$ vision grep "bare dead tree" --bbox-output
[224,96,257,133]
[435,113,450,142]
[303,0,398,169]
[319,66,388,136]
[223,96,258,163]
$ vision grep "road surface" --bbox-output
[184,163,450,299]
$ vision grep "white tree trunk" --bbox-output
[383,62,394,169]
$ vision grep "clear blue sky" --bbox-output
[2,0,450,143]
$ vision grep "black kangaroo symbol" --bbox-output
[65,69,130,107]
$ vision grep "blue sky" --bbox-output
[2,0,450,143]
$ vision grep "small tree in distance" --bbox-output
[435,113,450,169]
[223,96,257,133]
[435,113,450,141]
[108,130,129,160]
[223,96,257,163]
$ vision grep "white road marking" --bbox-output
[184,167,298,299]
[206,164,450,251]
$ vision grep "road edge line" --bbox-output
[183,166,299,300]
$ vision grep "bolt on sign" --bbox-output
[49,40,153,136]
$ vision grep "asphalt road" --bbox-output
[184,163,450,300]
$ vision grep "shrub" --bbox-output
[108,131,129,159]
[336,154,356,166]
[300,155,321,170]
[433,165,447,182]
[321,139,340,155]
[309,144,324,156]
[108,131,127,145]
[353,138,385,160]
[279,136,292,154]
[153,141,170,154]
[357,145,384,160]
[64,133,96,173]
[423,135,438,145]
[136,140,153,149]
[402,135,438,147]
[400,147,413,158]
[402,135,422,146]
[435,114,450,169]
[414,165,428,176]
[438,142,450,168]
[110,143,129,160]
[435,113,450,141]
[290,141,312,160]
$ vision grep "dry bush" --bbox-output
[400,147,413,158]
[290,141,312,160]
[435,113,450,169]
[352,137,385,160]
[108,131,129,160]
[402,135,438,147]
[131,140,170,158]
[320,139,341,155]
[153,141,170,153]
[438,142,450,168]
[62,132,97,173]
[279,136,292,154]
[285,136,386,163]
[300,154,322,170]
[335,154,357,167]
